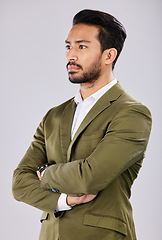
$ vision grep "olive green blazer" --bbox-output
[12,82,152,240]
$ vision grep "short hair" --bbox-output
[73,9,127,70]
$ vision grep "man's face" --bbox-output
[65,24,104,84]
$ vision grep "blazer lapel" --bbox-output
[60,99,76,162]
[67,81,125,162]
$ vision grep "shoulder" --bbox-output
[109,88,152,136]
[120,91,151,118]
[111,82,151,117]
[105,83,152,135]
[41,98,75,124]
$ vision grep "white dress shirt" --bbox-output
[55,78,117,212]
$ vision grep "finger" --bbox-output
[36,171,41,180]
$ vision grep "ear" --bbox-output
[104,48,117,65]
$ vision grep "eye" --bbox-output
[65,45,71,51]
[79,45,87,49]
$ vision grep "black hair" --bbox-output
[73,9,127,69]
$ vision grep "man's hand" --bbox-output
[36,170,45,180]
[37,163,50,180]
[67,194,97,206]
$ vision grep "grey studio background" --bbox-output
[0,0,161,239]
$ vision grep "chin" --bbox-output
[69,78,82,84]
[68,74,83,84]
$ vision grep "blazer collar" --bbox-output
[66,81,125,162]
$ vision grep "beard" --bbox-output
[67,57,102,84]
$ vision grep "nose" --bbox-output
[66,48,78,62]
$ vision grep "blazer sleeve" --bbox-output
[12,111,60,213]
[40,103,152,196]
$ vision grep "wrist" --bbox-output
[37,163,50,174]
[55,193,72,212]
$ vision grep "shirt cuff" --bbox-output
[55,193,72,212]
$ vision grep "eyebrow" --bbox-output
[65,40,91,44]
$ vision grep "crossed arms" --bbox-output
[12,104,152,213]
[37,167,97,206]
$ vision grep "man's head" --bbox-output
[66,9,126,84]
[73,9,127,70]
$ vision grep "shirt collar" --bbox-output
[74,78,117,104]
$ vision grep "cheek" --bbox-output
[66,52,70,62]
[80,53,97,68]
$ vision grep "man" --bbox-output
[12,9,152,240]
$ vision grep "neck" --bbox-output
[80,71,114,100]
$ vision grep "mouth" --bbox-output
[66,62,83,73]
[68,65,81,73]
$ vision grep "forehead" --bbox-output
[66,24,100,42]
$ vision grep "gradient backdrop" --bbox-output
[0,0,161,239]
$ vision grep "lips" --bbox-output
[68,65,80,72]
[66,62,83,73]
